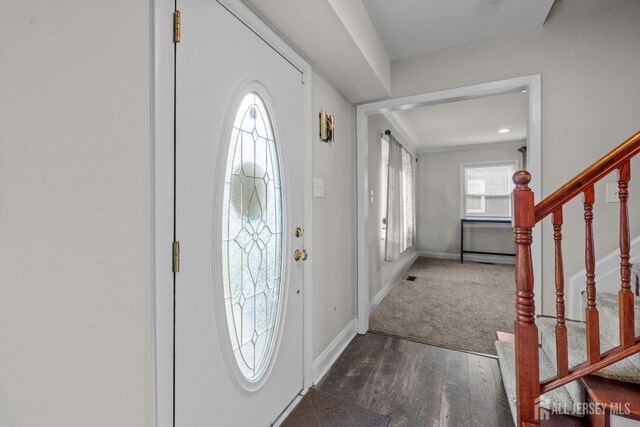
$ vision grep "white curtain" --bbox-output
[385,135,415,262]
[402,148,415,249]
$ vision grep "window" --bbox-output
[462,161,516,219]
[222,92,283,382]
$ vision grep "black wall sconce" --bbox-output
[319,110,334,142]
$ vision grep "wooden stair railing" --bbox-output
[513,131,640,426]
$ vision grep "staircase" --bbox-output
[497,293,640,425]
[496,131,640,426]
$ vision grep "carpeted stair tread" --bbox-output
[596,292,640,371]
[537,317,640,386]
[495,340,582,426]
[536,318,585,406]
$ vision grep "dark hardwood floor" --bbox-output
[315,332,513,427]
[281,388,389,427]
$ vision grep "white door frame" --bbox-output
[151,1,314,425]
[356,74,543,334]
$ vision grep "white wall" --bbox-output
[368,114,417,301]
[392,0,640,314]
[1,4,359,422]
[326,0,391,93]
[417,145,519,257]
[311,73,357,357]
[0,1,153,426]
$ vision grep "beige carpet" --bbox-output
[369,257,515,356]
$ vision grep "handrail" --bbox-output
[511,130,640,426]
[534,131,640,223]
[540,339,640,394]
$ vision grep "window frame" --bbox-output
[459,159,519,220]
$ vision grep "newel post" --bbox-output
[513,171,540,426]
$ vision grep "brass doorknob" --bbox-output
[294,249,308,261]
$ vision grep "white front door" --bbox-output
[175,1,305,425]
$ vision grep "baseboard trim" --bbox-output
[312,318,357,384]
[369,252,419,314]
[419,251,515,265]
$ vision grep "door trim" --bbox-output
[152,1,313,425]
[356,74,543,334]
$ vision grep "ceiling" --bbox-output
[239,2,535,160]
[362,0,554,60]
[244,0,392,103]
[389,90,528,151]
[242,0,555,103]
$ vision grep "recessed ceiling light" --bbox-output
[498,128,510,134]
[521,89,528,93]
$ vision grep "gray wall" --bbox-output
[417,146,519,257]
[368,114,417,302]
[312,73,357,357]
[0,1,153,426]
[0,5,361,424]
[391,0,640,314]
[4,0,639,422]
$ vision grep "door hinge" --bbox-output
[172,241,180,273]
[173,10,181,44]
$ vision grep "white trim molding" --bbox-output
[381,111,418,155]
[420,251,515,265]
[312,319,357,384]
[419,139,526,155]
[369,252,419,314]
[357,74,543,334]
[151,2,174,426]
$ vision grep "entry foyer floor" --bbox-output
[285,332,513,426]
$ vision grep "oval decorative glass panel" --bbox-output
[222,92,283,382]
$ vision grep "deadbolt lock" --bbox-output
[295,227,304,238]
[294,249,308,261]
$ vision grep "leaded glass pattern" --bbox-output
[222,93,283,382]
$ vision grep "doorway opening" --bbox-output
[356,75,542,355]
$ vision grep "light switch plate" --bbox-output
[606,182,620,203]
[313,178,324,198]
